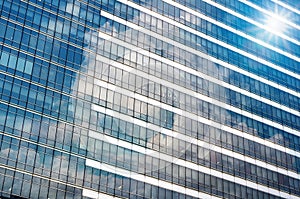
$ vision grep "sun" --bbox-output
[261,3,292,44]
[266,15,284,34]
[265,14,286,35]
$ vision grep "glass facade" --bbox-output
[0,0,299,198]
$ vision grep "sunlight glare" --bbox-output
[265,15,285,35]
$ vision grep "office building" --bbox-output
[0,0,299,198]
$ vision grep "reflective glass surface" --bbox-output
[0,0,299,198]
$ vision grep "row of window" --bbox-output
[1,0,100,45]
[1,19,299,128]
[0,18,83,70]
[0,134,288,198]
[0,48,76,93]
[2,37,300,169]
[2,2,299,114]
[96,113,300,194]
[93,21,296,132]
[0,171,84,199]
[2,0,300,166]
[92,26,300,113]
[97,110,300,174]
[5,0,300,96]
[91,41,297,145]
[94,43,300,132]
[40,0,300,62]
[174,0,300,56]
[1,51,300,173]
[1,103,299,197]
[1,85,299,176]
[1,12,298,152]
[0,51,33,75]
[1,55,300,159]
[141,0,300,69]
[3,83,299,188]
[222,0,300,29]
[219,0,300,41]
[39,0,103,29]
[100,0,300,91]
[107,53,300,131]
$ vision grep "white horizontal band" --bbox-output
[85,158,221,199]
[95,52,300,157]
[86,140,298,199]
[92,70,300,161]
[271,0,300,15]
[95,51,300,139]
[238,0,300,31]
[115,0,300,80]
[163,0,300,63]
[82,188,122,199]
[110,11,300,116]
[201,0,300,46]
[99,11,300,110]
[91,104,300,180]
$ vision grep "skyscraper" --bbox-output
[0,0,299,198]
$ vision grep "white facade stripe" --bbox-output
[115,0,300,79]
[163,0,300,62]
[100,10,300,100]
[201,0,300,45]
[96,48,300,139]
[85,130,300,198]
[91,104,300,180]
[99,11,300,116]
[271,0,300,15]
[85,158,222,199]
[238,0,300,31]
[82,189,123,199]
[92,69,300,160]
